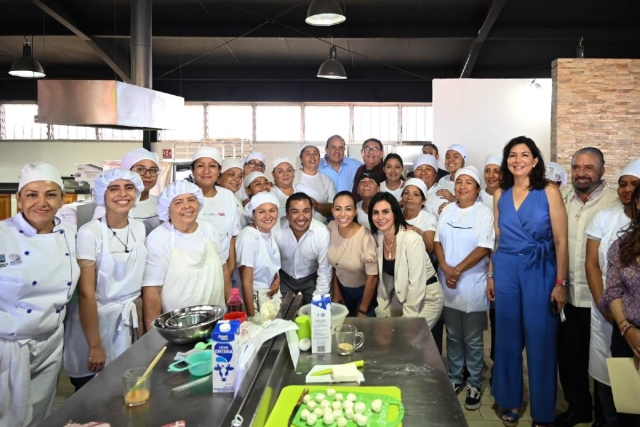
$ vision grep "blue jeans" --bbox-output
[338,283,376,317]
[444,307,486,388]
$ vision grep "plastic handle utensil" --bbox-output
[311,360,364,376]
[194,341,212,350]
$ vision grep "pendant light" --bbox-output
[9,37,45,78]
[306,0,346,26]
[317,44,347,79]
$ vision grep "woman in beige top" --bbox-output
[328,191,378,317]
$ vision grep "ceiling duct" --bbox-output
[37,0,184,130]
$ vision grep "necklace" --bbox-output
[108,224,130,253]
[383,234,396,260]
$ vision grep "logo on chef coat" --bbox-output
[0,254,5,263]
[9,253,22,266]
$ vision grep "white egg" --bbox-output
[356,414,368,427]
[300,409,310,421]
[332,409,342,418]
[337,417,348,427]
[306,401,317,410]
[371,398,383,413]
[345,408,355,420]
[343,400,354,409]
[298,338,312,352]
[315,393,326,403]
[347,393,357,402]
[323,413,334,425]
[331,401,342,410]
[320,400,331,409]
[303,394,313,404]
[306,413,317,426]
[354,402,366,414]
[326,388,336,397]
[314,408,324,417]
[334,393,344,401]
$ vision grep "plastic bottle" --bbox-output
[226,288,244,313]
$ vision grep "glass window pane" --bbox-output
[98,128,143,141]
[402,106,433,142]
[207,105,253,140]
[1,104,49,140]
[158,105,205,141]
[353,106,398,143]
[255,106,301,141]
[304,106,350,142]
[51,125,97,140]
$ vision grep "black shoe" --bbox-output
[554,410,593,427]
[464,384,482,410]
[451,380,463,395]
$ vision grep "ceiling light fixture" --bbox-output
[9,37,46,78]
[305,0,346,26]
[317,43,347,79]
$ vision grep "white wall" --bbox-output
[433,78,552,174]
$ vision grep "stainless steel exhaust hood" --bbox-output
[36,79,184,130]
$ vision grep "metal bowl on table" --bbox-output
[153,305,226,345]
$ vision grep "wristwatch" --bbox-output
[555,278,567,287]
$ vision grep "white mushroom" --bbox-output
[371,398,383,413]
[336,417,348,427]
[334,393,344,402]
[303,394,313,404]
[354,402,366,414]
[332,409,343,418]
[305,413,317,426]
[326,388,336,397]
[323,413,335,425]
[346,393,357,402]
[315,393,326,403]
[331,401,342,410]
[313,408,324,417]
[306,401,317,411]
[320,400,331,409]
[344,408,355,420]
[300,409,310,421]
[356,414,368,427]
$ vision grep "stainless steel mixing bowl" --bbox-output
[153,305,226,345]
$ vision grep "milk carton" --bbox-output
[212,320,240,393]
[311,293,331,354]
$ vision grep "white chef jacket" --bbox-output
[380,181,404,201]
[438,174,456,193]
[293,170,336,224]
[271,185,297,219]
[76,219,146,263]
[236,226,281,291]
[273,218,332,296]
[198,185,242,263]
[480,189,494,210]
[405,209,437,233]
[356,201,371,230]
[142,221,223,287]
[434,202,495,250]
[92,195,161,236]
[562,182,620,307]
[423,183,448,218]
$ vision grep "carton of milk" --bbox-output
[311,293,331,354]
[212,320,240,393]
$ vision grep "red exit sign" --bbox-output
[162,149,172,159]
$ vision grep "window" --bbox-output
[207,105,252,140]
[51,125,97,140]
[1,104,49,140]
[255,106,301,141]
[98,128,143,141]
[304,106,350,142]
[158,105,205,141]
[402,105,433,142]
[353,106,398,142]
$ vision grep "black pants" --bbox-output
[558,303,599,419]
[279,269,318,306]
[431,317,444,356]
[70,375,94,392]
[610,327,640,427]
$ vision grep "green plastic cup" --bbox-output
[295,315,311,340]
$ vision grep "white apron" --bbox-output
[0,214,80,427]
[294,171,330,224]
[437,203,489,313]
[161,225,225,312]
[589,209,628,385]
[64,217,147,378]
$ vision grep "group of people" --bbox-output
[1,134,639,427]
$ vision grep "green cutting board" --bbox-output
[266,385,403,427]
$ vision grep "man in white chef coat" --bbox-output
[273,192,332,305]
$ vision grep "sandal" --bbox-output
[501,410,519,427]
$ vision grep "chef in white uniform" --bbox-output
[218,158,246,228]
[412,154,447,218]
[0,163,80,427]
[271,157,297,219]
[293,143,337,224]
[585,159,640,426]
[241,171,272,226]
[141,181,225,330]
[236,151,267,205]
[64,168,147,391]
[92,148,162,235]
[401,178,437,254]
[436,144,467,202]
[544,162,568,188]
[236,193,282,318]
[356,170,383,229]
[191,146,240,299]
[481,154,502,210]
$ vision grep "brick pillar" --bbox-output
[551,58,640,184]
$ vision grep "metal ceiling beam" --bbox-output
[460,0,507,78]
[32,0,131,83]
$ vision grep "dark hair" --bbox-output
[421,142,438,155]
[332,190,359,224]
[383,153,404,168]
[572,147,605,169]
[285,192,313,214]
[499,136,546,190]
[326,135,345,147]
[401,184,426,201]
[362,138,383,151]
[618,185,640,267]
[368,192,408,235]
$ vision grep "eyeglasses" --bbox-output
[246,161,265,170]
[132,166,160,176]
[362,146,381,153]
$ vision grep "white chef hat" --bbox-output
[221,158,243,174]
[447,144,467,159]
[298,143,320,157]
[620,159,640,179]
[455,166,482,186]
[413,154,439,173]
[545,162,568,186]
[272,156,295,171]
[18,162,64,192]
[192,146,222,165]
[244,192,280,217]
[484,154,503,167]
[157,180,204,222]
[244,151,267,166]
[121,147,159,171]
[93,168,144,207]
[243,171,268,189]
[402,178,428,200]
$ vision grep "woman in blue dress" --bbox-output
[486,136,568,427]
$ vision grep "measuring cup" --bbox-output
[168,350,212,376]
